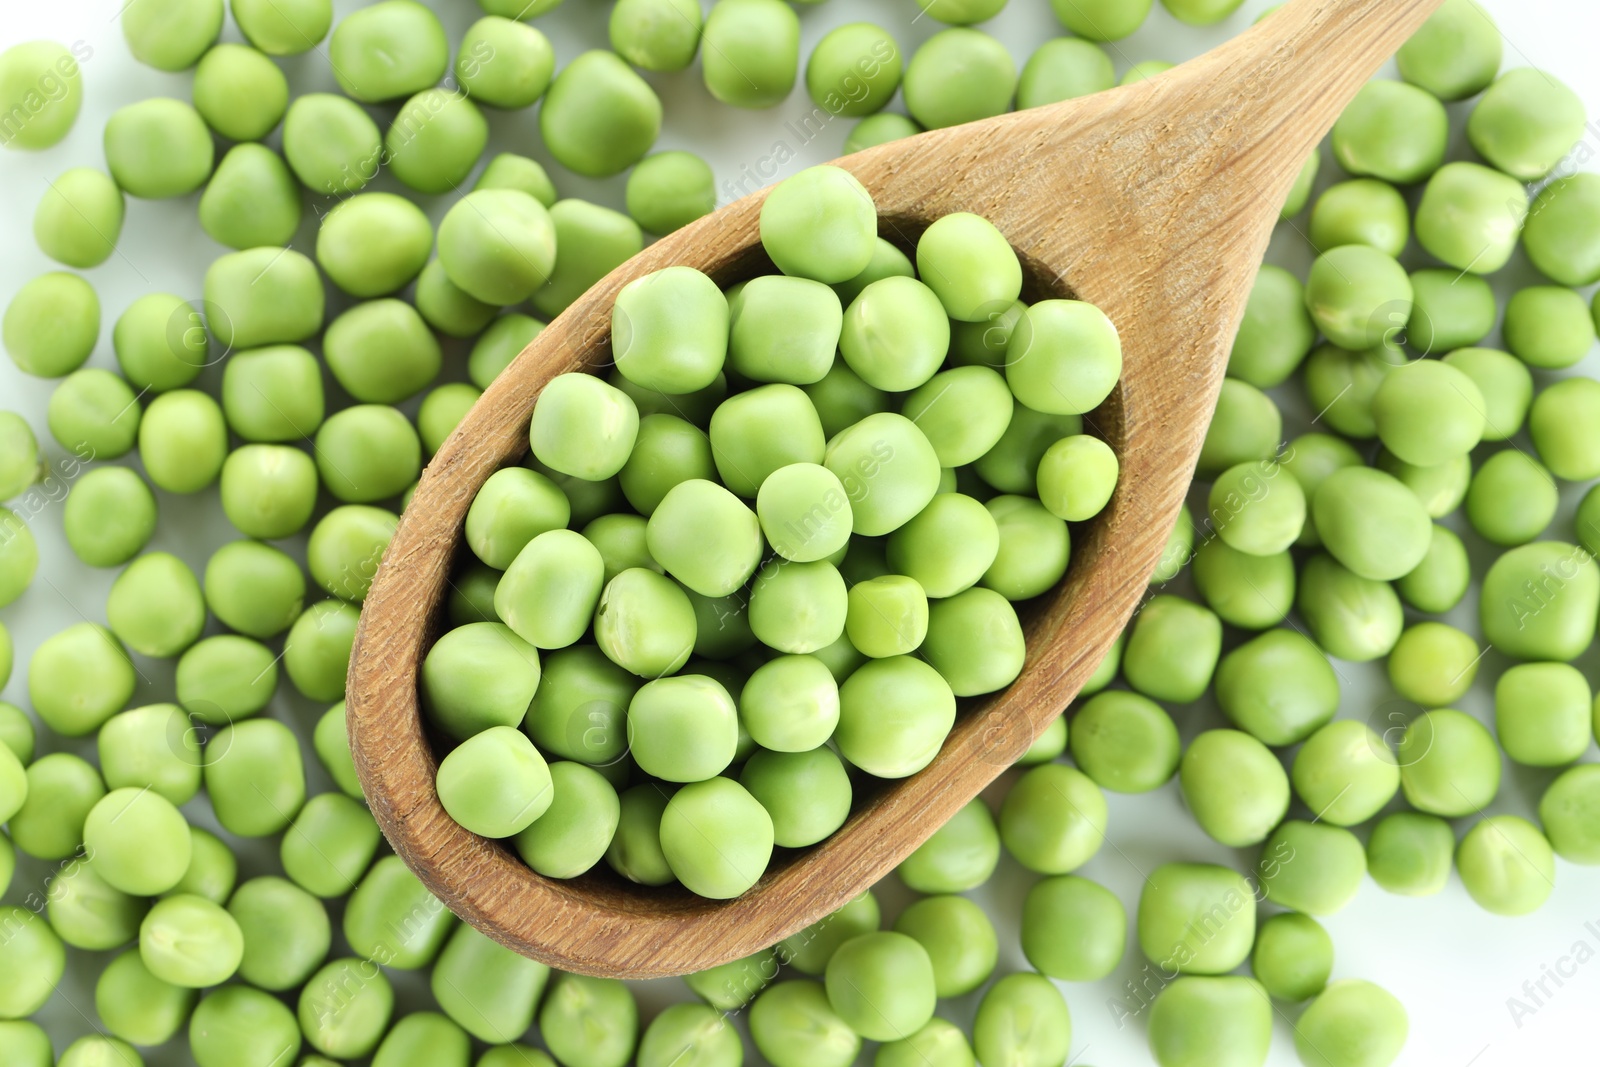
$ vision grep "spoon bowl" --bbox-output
[349,0,1443,979]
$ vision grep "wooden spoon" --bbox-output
[349,0,1443,979]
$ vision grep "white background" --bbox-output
[5,0,1600,1065]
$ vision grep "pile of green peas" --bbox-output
[3,0,1600,1064]
[432,162,1123,898]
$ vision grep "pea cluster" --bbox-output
[431,162,1123,898]
[2,0,1600,1065]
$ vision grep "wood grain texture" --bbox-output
[348,0,1445,979]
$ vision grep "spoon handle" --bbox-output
[1178,0,1451,207]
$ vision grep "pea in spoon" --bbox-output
[348,0,1444,979]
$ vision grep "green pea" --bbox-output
[1147,977,1271,1067]
[541,50,661,176]
[1198,380,1283,481]
[298,958,394,1059]
[1331,79,1448,184]
[1469,67,1585,182]
[539,974,638,1067]
[803,362,892,443]
[701,0,799,108]
[0,40,85,150]
[1293,979,1409,1067]
[1525,172,1600,285]
[1396,524,1468,613]
[314,193,433,299]
[1018,37,1114,107]
[979,494,1069,600]
[1366,811,1454,896]
[227,876,331,992]
[1069,690,1180,793]
[1020,874,1124,982]
[973,973,1072,1067]
[535,201,643,319]
[1540,765,1600,864]
[282,793,382,899]
[344,855,455,968]
[106,551,205,657]
[636,1003,741,1067]
[514,761,621,879]
[834,654,953,777]
[10,753,102,860]
[808,24,902,120]
[1511,283,1597,366]
[202,540,304,640]
[47,368,142,460]
[204,719,306,837]
[525,644,636,764]
[204,247,324,349]
[1459,815,1555,917]
[610,0,702,71]
[35,168,124,269]
[1398,708,1500,818]
[1396,0,1500,99]
[1191,540,1292,630]
[1408,271,1496,356]
[903,28,1016,129]
[1378,446,1471,517]
[282,93,381,194]
[0,905,65,1017]
[426,922,549,1045]
[0,701,32,764]
[96,949,197,1047]
[1178,729,1290,847]
[464,318,539,393]
[0,1022,51,1067]
[745,745,852,847]
[1035,434,1117,523]
[327,0,448,102]
[140,894,244,988]
[189,985,303,1067]
[1228,265,1316,388]
[313,405,421,505]
[1216,628,1339,744]
[0,508,36,608]
[109,293,206,393]
[311,703,363,801]
[1312,464,1433,583]
[1259,820,1366,915]
[45,855,147,950]
[454,16,554,110]
[999,763,1105,874]
[887,798,1000,897]
[604,784,674,886]
[121,0,222,70]
[219,347,322,445]
[1005,299,1122,415]
[191,44,287,143]
[1291,719,1400,825]
[1304,245,1413,350]
[760,166,878,284]
[1299,342,1395,440]
[1494,662,1591,767]
[30,623,135,738]
[385,89,488,195]
[1138,863,1256,975]
[234,0,332,54]
[1480,541,1600,661]
[104,98,216,199]
[167,826,237,904]
[821,932,938,1044]
[750,981,859,1067]
[1310,178,1409,255]
[626,151,715,235]
[1247,913,1332,1005]
[1416,162,1529,275]
[5,272,99,378]
[81,786,191,896]
[481,1048,558,1067]
[656,775,771,897]
[1530,378,1600,481]
[436,189,556,309]
[1120,595,1220,704]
